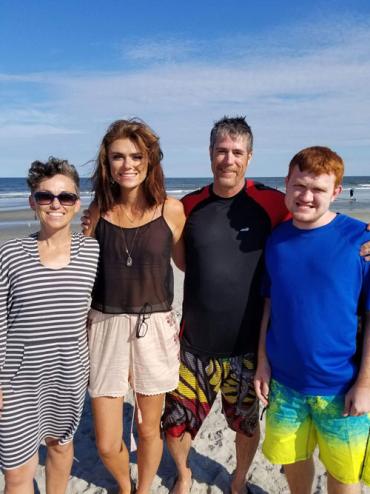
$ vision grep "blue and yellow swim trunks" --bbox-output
[263,379,370,485]
[360,431,370,485]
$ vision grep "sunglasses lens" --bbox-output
[34,192,78,206]
[34,192,54,204]
[58,193,78,206]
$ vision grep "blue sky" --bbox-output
[1,0,369,177]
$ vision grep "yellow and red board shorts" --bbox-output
[162,348,259,439]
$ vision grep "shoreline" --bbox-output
[0,206,369,244]
[0,209,83,243]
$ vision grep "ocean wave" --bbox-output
[0,192,29,198]
[167,189,194,195]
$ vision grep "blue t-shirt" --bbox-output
[265,214,370,395]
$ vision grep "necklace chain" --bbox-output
[119,205,158,267]
[122,228,139,267]
[119,205,145,224]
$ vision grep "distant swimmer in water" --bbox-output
[350,188,356,201]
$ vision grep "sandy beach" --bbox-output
[1,207,370,493]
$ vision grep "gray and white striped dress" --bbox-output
[0,232,99,469]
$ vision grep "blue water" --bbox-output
[1,176,370,212]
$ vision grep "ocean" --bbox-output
[1,176,370,213]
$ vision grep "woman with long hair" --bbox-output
[0,158,99,493]
[85,119,185,494]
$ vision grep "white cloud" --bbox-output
[0,123,83,138]
[1,15,370,176]
[122,39,199,63]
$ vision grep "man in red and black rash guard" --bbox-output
[180,179,287,357]
[162,116,290,494]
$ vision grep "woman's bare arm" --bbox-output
[163,197,186,271]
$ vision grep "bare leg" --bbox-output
[135,393,164,494]
[166,431,192,494]
[284,458,315,494]
[4,452,38,494]
[92,396,131,494]
[45,438,74,494]
[231,425,260,494]
[327,472,361,494]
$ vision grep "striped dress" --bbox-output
[0,232,99,469]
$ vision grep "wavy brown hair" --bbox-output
[91,119,166,213]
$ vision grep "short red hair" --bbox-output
[288,146,344,187]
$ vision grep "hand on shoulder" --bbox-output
[82,202,100,237]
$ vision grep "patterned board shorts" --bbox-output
[162,348,259,439]
[263,379,370,485]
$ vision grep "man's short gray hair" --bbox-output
[210,116,253,154]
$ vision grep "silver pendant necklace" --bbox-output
[122,227,139,267]
[119,205,158,267]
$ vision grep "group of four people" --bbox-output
[0,116,370,494]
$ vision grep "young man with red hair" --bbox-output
[255,146,370,494]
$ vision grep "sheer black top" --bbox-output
[91,215,174,314]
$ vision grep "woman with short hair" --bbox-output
[0,158,99,494]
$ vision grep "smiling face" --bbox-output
[210,133,252,197]
[285,166,342,229]
[29,174,81,233]
[108,138,148,193]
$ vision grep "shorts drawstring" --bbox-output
[129,391,142,452]
[129,305,151,452]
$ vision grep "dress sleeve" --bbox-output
[0,248,9,377]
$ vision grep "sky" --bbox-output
[0,0,369,177]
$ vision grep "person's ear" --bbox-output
[331,184,343,202]
[74,199,81,213]
[29,194,36,211]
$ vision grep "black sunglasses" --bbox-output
[33,191,79,206]
[136,303,152,338]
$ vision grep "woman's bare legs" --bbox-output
[136,393,165,494]
[45,438,74,494]
[92,396,131,494]
[4,452,38,494]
